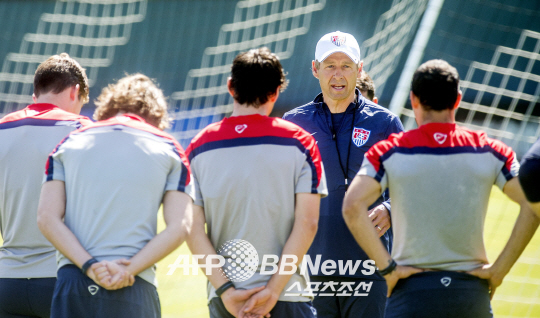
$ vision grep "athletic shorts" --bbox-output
[385,271,492,318]
[310,276,387,318]
[51,265,160,318]
[0,277,56,317]
[209,296,317,318]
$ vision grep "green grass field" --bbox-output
[156,186,540,317]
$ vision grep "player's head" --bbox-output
[356,70,378,103]
[228,47,288,108]
[33,53,89,111]
[312,31,362,103]
[94,73,170,130]
[411,59,460,111]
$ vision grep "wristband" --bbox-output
[216,281,235,297]
[377,259,397,276]
[81,258,99,276]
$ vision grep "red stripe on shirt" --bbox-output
[186,114,324,187]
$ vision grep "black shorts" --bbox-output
[209,296,316,318]
[385,271,492,318]
[51,265,160,318]
[310,276,387,318]
[0,277,56,317]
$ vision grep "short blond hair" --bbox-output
[94,74,170,130]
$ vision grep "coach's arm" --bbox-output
[468,177,540,298]
[342,175,422,296]
[37,180,133,290]
[239,193,320,318]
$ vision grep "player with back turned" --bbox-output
[186,47,327,318]
[0,53,92,317]
[283,31,403,317]
[37,74,194,317]
[343,59,540,318]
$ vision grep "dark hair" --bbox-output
[34,53,89,103]
[230,47,288,107]
[356,71,375,101]
[411,59,459,111]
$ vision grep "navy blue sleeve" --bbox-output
[519,139,540,203]
[385,115,404,137]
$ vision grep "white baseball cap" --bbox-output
[315,31,361,64]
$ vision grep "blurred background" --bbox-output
[0,0,539,317]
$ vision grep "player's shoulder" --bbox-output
[0,108,26,124]
[283,101,318,120]
[271,117,312,135]
[461,126,514,157]
[359,99,399,121]
[0,104,92,128]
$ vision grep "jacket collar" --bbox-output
[313,88,365,114]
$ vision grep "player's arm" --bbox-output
[186,205,266,318]
[37,180,128,289]
[469,177,540,297]
[240,193,320,318]
[342,175,422,296]
[368,116,404,236]
[124,190,193,276]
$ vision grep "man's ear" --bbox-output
[227,78,235,98]
[312,60,319,79]
[453,90,462,110]
[357,61,363,78]
[410,91,420,110]
[32,93,37,103]
[269,86,280,103]
[69,84,80,101]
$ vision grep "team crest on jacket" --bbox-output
[352,127,370,147]
[331,35,346,46]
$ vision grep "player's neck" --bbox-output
[417,109,455,125]
[323,93,356,114]
[35,91,78,114]
[231,101,272,117]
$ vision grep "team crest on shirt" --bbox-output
[433,132,447,145]
[352,127,371,147]
[331,35,346,46]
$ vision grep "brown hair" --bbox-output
[34,53,89,103]
[229,47,288,107]
[356,71,375,101]
[93,74,170,130]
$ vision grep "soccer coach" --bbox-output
[343,59,540,317]
[283,31,403,317]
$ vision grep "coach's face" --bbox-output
[313,52,362,103]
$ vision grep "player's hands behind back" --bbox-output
[88,259,135,290]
